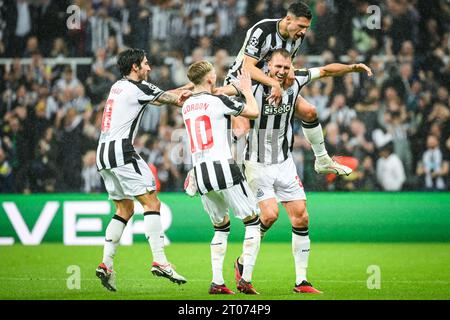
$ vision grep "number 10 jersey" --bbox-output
[182,92,245,195]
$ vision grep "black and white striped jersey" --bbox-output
[245,69,311,164]
[182,92,245,195]
[225,19,304,84]
[96,78,164,170]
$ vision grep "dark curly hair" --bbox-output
[117,48,146,77]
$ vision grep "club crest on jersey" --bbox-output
[286,88,294,95]
[263,103,292,115]
[256,189,264,198]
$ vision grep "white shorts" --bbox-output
[99,158,156,200]
[201,182,259,225]
[244,157,306,203]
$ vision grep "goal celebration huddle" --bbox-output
[95,1,372,295]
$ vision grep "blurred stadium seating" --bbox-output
[0,0,449,193]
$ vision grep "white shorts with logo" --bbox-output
[99,158,156,200]
[201,182,260,225]
[244,157,306,203]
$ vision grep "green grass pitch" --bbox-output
[1,243,449,300]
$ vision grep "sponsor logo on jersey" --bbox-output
[263,103,292,115]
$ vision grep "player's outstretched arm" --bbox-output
[234,69,259,120]
[214,84,241,96]
[155,90,192,107]
[315,63,373,79]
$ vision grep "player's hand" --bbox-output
[352,63,373,77]
[233,69,252,93]
[268,82,282,106]
[177,90,192,105]
[285,68,295,88]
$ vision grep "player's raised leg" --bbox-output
[136,191,187,285]
[96,200,134,292]
[297,95,352,176]
[283,200,322,294]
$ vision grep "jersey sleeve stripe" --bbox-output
[243,52,260,60]
[153,90,165,101]
[217,95,244,115]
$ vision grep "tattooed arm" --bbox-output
[154,89,192,107]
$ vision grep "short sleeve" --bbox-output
[244,26,266,60]
[216,95,245,116]
[135,81,164,105]
[294,69,311,87]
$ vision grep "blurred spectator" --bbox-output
[130,0,151,51]
[81,150,103,193]
[322,93,356,130]
[23,36,40,57]
[55,66,81,95]
[304,79,332,122]
[85,48,117,104]
[416,135,449,190]
[357,155,378,191]
[387,0,417,55]
[310,1,336,55]
[376,142,406,191]
[351,0,375,54]
[0,147,14,193]
[55,108,84,191]
[214,49,230,85]
[33,0,66,56]
[86,6,123,56]
[355,86,382,133]
[1,115,30,192]
[6,0,32,57]
[28,138,57,192]
[345,119,375,162]
[215,0,239,51]
[50,38,69,59]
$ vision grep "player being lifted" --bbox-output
[182,61,262,294]
[229,48,372,293]
[95,48,191,291]
[224,1,351,175]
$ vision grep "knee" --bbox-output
[303,105,318,122]
[261,207,279,226]
[144,197,161,212]
[116,206,134,221]
[291,207,309,228]
[153,198,161,211]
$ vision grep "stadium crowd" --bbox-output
[0,0,449,193]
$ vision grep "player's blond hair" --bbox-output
[187,60,214,85]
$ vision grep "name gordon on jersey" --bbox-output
[263,103,292,116]
[183,102,210,114]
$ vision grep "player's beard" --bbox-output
[138,68,148,81]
